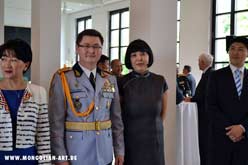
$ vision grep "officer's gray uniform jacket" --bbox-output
[0,83,51,165]
[49,62,124,165]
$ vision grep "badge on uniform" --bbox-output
[102,79,115,92]
[75,70,81,77]
[73,96,82,111]
[102,79,115,99]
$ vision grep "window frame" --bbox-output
[177,0,181,65]
[75,16,92,62]
[108,8,129,62]
[76,16,92,35]
[211,0,248,69]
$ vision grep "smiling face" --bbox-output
[228,42,248,68]
[0,50,28,80]
[76,35,102,69]
[130,51,149,74]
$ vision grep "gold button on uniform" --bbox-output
[96,131,100,135]
[95,106,99,110]
[69,135,73,139]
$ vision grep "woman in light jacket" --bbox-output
[0,39,51,165]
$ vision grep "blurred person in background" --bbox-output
[183,65,196,96]
[111,59,123,78]
[97,54,111,77]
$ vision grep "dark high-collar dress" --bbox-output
[118,71,168,165]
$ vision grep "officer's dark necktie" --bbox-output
[89,72,95,90]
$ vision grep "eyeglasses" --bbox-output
[78,44,102,50]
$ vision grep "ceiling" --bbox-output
[4,0,125,14]
[62,0,126,14]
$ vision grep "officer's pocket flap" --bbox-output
[102,92,114,99]
[71,91,88,98]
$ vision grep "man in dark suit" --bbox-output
[185,53,213,165]
[185,53,214,165]
[206,36,248,165]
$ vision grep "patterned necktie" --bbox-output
[89,72,95,90]
[234,69,242,96]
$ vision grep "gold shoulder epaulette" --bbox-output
[57,67,72,74]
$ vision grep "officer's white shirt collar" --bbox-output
[230,64,244,74]
[78,63,96,78]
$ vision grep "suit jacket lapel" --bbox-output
[77,72,94,92]
[241,68,248,99]
[225,66,240,98]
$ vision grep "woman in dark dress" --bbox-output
[0,39,51,165]
[118,39,168,165]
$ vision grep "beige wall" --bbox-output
[0,0,4,45]
[179,0,212,83]
[31,0,61,90]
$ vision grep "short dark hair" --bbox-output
[226,35,248,52]
[125,39,154,69]
[97,54,109,65]
[183,65,191,72]
[76,29,104,46]
[0,39,32,72]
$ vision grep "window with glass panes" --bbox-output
[177,0,181,65]
[109,8,129,74]
[75,16,92,62]
[212,0,248,69]
[76,16,92,34]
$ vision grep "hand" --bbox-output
[184,97,191,102]
[225,125,245,142]
[232,135,244,142]
[54,161,70,165]
[115,155,124,165]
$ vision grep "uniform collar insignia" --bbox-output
[73,62,84,77]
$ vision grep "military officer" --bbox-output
[48,29,124,165]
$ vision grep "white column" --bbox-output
[0,0,4,77]
[130,0,177,164]
[179,0,211,82]
[31,0,61,90]
[0,0,4,44]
